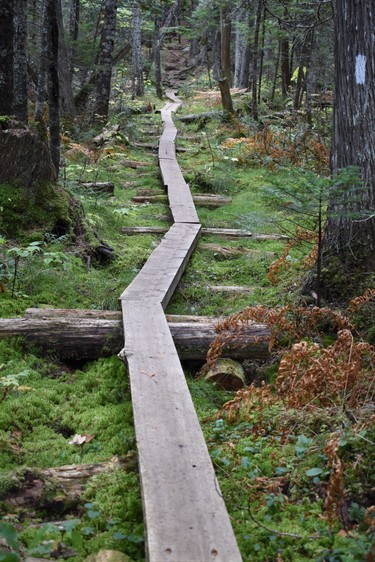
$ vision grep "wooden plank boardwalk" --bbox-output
[120,90,242,562]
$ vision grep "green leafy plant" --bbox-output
[0,522,20,562]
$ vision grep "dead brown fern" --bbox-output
[277,330,375,409]
[268,228,318,285]
[324,433,345,521]
[207,305,351,367]
[348,288,375,313]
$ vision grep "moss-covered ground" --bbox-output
[0,84,374,562]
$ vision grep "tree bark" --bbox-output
[13,0,28,123]
[46,0,60,178]
[0,2,14,115]
[251,0,263,120]
[95,0,117,118]
[322,1,375,280]
[0,309,270,361]
[220,5,232,87]
[56,0,75,115]
[34,0,49,122]
[234,6,250,89]
[131,1,144,98]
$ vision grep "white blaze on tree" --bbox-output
[355,54,366,84]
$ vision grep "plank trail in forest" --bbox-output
[119,90,242,562]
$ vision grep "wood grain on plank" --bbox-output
[120,302,242,562]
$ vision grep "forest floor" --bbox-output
[0,42,374,562]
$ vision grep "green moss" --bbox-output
[0,183,76,237]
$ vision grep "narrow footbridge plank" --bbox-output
[120,89,242,562]
[120,222,200,309]
[121,302,242,562]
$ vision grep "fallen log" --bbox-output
[199,243,277,259]
[132,194,232,207]
[206,285,254,294]
[80,182,115,194]
[119,159,151,169]
[121,226,288,240]
[132,142,191,153]
[0,308,270,360]
[4,455,136,508]
[178,111,223,123]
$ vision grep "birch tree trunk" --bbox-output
[13,0,28,123]
[0,2,14,115]
[95,0,117,118]
[131,1,144,98]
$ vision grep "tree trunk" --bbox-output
[34,0,48,122]
[280,8,291,98]
[220,5,232,87]
[218,78,234,114]
[251,0,263,120]
[153,22,163,98]
[211,27,221,82]
[69,0,80,74]
[234,6,250,89]
[46,0,60,178]
[13,0,28,123]
[95,0,117,118]
[56,0,75,115]
[0,2,14,115]
[0,309,270,361]
[317,0,375,296]
[131,1,144,98]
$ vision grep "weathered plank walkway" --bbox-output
[119,91,242,561]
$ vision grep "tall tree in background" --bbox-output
[131,1,144,98]
[46,0,60,177]
[318,0,375,297]
[13,0,29,123]
[95,0,117,118]
[0,2,14,116]
[57,0,75,115]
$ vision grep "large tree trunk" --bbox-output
[46,0,60,178]
[13,0,28,123]
[0,2,14,115]
[95,0,117,118]
[131,1,144,98]
[0,309,270,361]
[309,1,375,301]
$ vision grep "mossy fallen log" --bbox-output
[0,308,270,361]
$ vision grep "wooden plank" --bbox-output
[120,301,242,562]
[120,223,201,309]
